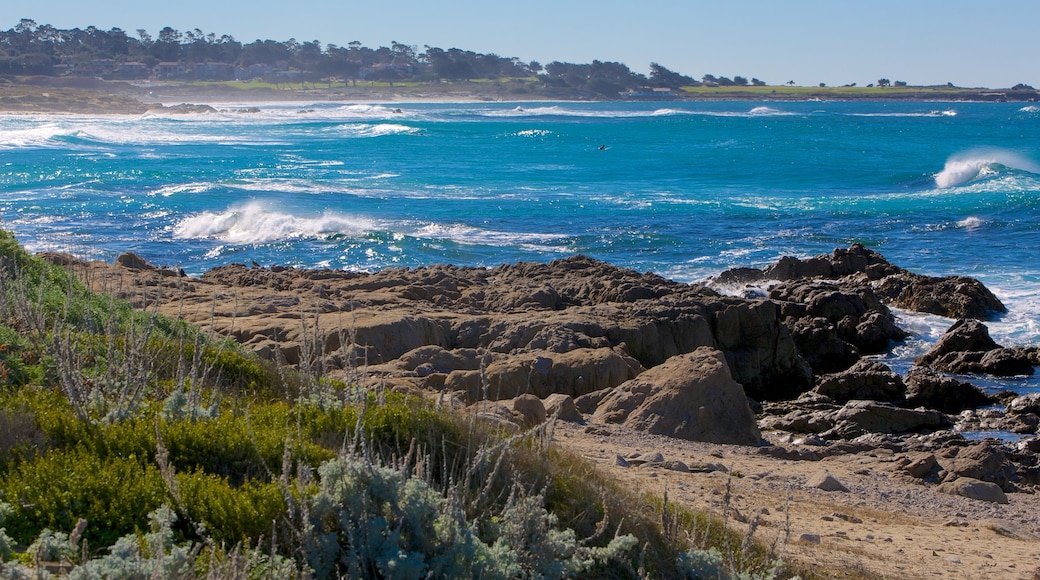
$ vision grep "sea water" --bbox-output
[2,100,1038,400]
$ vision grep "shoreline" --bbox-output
[2,76,1037,115]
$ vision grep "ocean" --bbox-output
[2,99,1038,400]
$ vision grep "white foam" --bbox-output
[934,148,1040,188]
[1018,105,1040,113]
[333,123,420,138]
[173,202,378,244]
[956,216,984,230]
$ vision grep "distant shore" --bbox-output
[1,75,1037,114]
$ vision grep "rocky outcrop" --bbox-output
[813,360,905,404]
[591,347,762,446]
[875,275,1007,320]
[917,319,1036,377]
[76,254,815,402]
[903,367,992,413]
[823,400,951,438]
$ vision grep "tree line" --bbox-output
[0,19,753,97]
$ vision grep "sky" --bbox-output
[6,0,1038,89]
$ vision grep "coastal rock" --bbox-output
[543,393,584,423]
[917,319,1000,365]
[444,347,642,403]
[592,347,763,446]
[512,394,547,427]
[915,319,1035,376]
[813,359,905,404]
[903,367,992,413]
[878,275,1007,320]
[824,400,951,438]
[116,251,154,270]
[787,317,860,374]
[1009,393,1040,416]
[936,477,1009,504]
[938,443,1015,490]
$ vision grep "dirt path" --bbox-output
[551,421,1040,579]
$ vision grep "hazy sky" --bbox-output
[8,0,1038,88]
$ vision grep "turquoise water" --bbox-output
[2,100,1038,394]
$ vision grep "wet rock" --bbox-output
[903,367,992,414]
[917,319,1000,365]
[880,275,1007,320]
[1009,393,1040,416]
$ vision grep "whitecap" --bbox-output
[334,123,420,138]
[515,129,553,137]
[174,201,378,244]
[956,216,984,230]
[1018,105,1040,113]
[934,148,1040,188]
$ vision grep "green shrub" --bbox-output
[0,448,167,547]
[174,470,286,547]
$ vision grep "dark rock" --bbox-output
[825,400,951,438]
[788,317,861,374]
[903,367,993,413]
[918,319,1000,365]
[881,275,1007,320]
[814,359,905,404]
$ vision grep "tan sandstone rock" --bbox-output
[591,347,762,446]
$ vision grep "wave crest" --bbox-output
[934,149,1040,188]
[174,202,377,244]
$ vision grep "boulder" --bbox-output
[936,477,1009,504]
[116,251,154,270]
[512,394,547,427]
[903,367,992,413]
[917,319,1000,365]
[937,443,1015,490]
[881,275,1007,320]
[543,393,584,423]
[929,348,1036,377]
[1009,393,1040,415]
[813,359,905,403]
[592,347,762,446]
[806,470,849,492]
[825,400,951,438]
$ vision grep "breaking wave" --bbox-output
[174,202,378,244]
[934,149,1040,188]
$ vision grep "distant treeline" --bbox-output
[0,18,759,97]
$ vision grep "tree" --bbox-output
[733,76,749,86]
[877,78,891,87]
[751,78,766,86]
[649,62,696,88]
